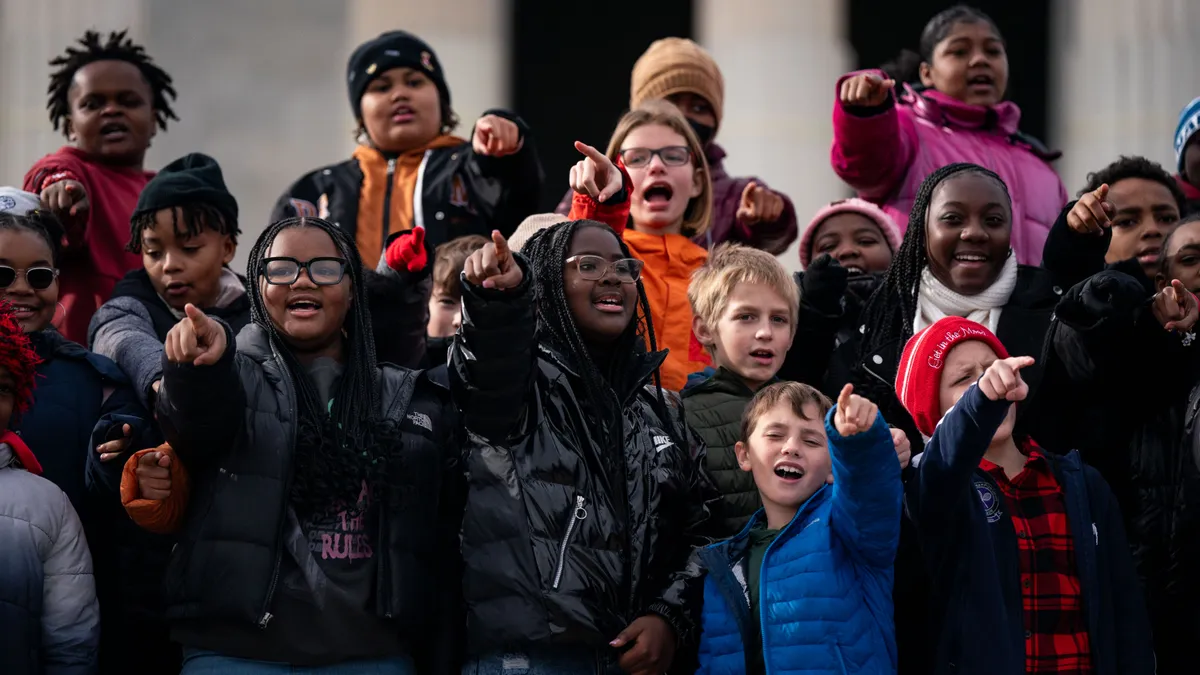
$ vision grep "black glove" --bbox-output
[800,254,849,316]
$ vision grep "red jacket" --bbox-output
[24,147,153,344]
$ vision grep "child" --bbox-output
[88,152,245,408]
[1043,155,1186,288]
[832,5,1066,265]
[1159,213,1200,293]
[683,243,800,539]
[898,316,1156,674]
[1173,96,1200,215]
[556,37,798,254]
[567,100,714,391]
[274,30,543,268]
[145,216,462,673]
[695,381,900,674]
[426,234,487,366]
[0,302,100,675]
[453,223,711,674]
[23,30,177,344]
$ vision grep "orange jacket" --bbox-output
[120,444,189,535]
[569,181,711,391]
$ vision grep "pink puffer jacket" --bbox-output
[830,70,1068,265]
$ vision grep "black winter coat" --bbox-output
[450,260,713,656]
[1033,265,1200,674]
[156,322,463,672]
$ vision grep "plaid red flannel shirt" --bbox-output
[980,444,1094,674]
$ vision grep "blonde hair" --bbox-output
[740,381,833,443]
[688,243,799,341]
[605,99,712,238]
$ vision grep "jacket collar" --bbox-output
[903,84,1022,136]
[537,340,669,405]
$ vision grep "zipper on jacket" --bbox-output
[552,495,588,589]
[259,344,300,629]
[382,158,396,252]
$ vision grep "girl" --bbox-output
[0,302,100,675]
[453,222,711,674]
[153,216,460,674]
[1174,96,1200,216]
[831,5,1066,265]
[273,30,543,268]
[0,202,169,674]
[567,100,714,391]
[24,30,178,343]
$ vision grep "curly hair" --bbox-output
[127,203,239,254]
[47,29,178,136]
[1079,155,1186,213]
[522,219,682,448]
[0,303,42,418]
[245,216,406,519]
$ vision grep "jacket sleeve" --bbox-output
[41,488,100,675]
[155,321,245,468]
[567,164,632,236]
[907,385,1012,528]
[84,384,154,499]
[1039,200,1110,292]
[776,273,840,387]
[825,409,902,568]
[87,297,164,409]
[366,234,431,369]
[720,175,799,255]
[269,171,323,223]
[469,109,544,237]
[120,445,190,535]
[830,70,918,201]
[449,255,537,442]
[24,151,91,251]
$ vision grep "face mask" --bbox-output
[687,118,716,147]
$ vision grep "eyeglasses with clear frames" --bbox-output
[618,146,692,169]
[0,265,59,290]
[565,255,644,283]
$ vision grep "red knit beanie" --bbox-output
[894,317,1008,439]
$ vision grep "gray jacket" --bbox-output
[0,437,99,675]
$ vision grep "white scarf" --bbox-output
[914,253,1019,334]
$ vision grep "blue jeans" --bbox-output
[462,648,625,675]
[181,649,416,674]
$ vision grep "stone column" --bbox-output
[695,0,853,272]
[1050,0,1200,191]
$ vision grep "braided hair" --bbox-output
[853,163,1011,402]
[245,216,403,518]
[127,204,239,253]
[47,30,178,136]
[0,209,65,267]
[521,220,683,447]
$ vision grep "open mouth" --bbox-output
[592,292,625,314]
[843,265,865,275]
[774,463,804,481]
[99,121,130,139]
[287,297,322,316]
[165,281,190,297]
[1136,247,1161,264]
[967,74,994,88]
[642,182,674,206]
[953,252,990,266]
[749,348,775,364]
[5,303,39,320]
[391,105,415,122]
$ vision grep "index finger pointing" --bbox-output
[837,383,854,411]
[490,230,511,260]
[1009,356,1036,370]
[574,140,608,163]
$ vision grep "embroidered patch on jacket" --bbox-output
[408,411,432,432]
[450,175,470,208]
[289,198,317,218]
[974,479,1002,523]
[421,51,434,72]
[653,435,674,453]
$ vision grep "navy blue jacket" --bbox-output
[907,384,1155,675]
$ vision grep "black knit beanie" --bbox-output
[347,31,449,121]
[133,153,238,226]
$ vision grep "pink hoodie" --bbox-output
[830,70,1067,265]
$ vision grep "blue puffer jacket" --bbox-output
[696,409,901,675]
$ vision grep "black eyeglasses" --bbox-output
[0,265,58,290]
[618,146,692,169]
[261,257,348,286]
[565,255,644,283]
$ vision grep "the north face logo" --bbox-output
[408,412,432,431]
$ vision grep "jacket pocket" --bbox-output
[551,495,588,590]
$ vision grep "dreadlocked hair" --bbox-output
[0,209,65,267]
[246,216,404,519]
[521,220,684,448]
[47,30,178,136]
[852,163,1011,404]
[0,302,42,418]
[127,204,239,253]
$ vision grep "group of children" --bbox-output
[6,4,1200,675]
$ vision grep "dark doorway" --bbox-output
[511,0,694,212]
[847,0,1052,144]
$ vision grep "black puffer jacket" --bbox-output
[156,322,463,671]
[1034,265,1200,675]
[450,260,713,655]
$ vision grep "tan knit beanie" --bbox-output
[510,213,567,252]
[630,38,725,130]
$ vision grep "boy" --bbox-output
[898,316,1155,674]
[1174,96,1200,216]
[88,153,244,409]
[0,302,100,674]
[695,381,900,674]
[683,243,800,538]
[1044,155,1186,287]
[426,234,487,366]
[24,30,178,344]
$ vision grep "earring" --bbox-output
[52,302,66,327]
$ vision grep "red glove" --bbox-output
[385,226,428,273]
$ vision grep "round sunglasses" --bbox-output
[0,265,59,290]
